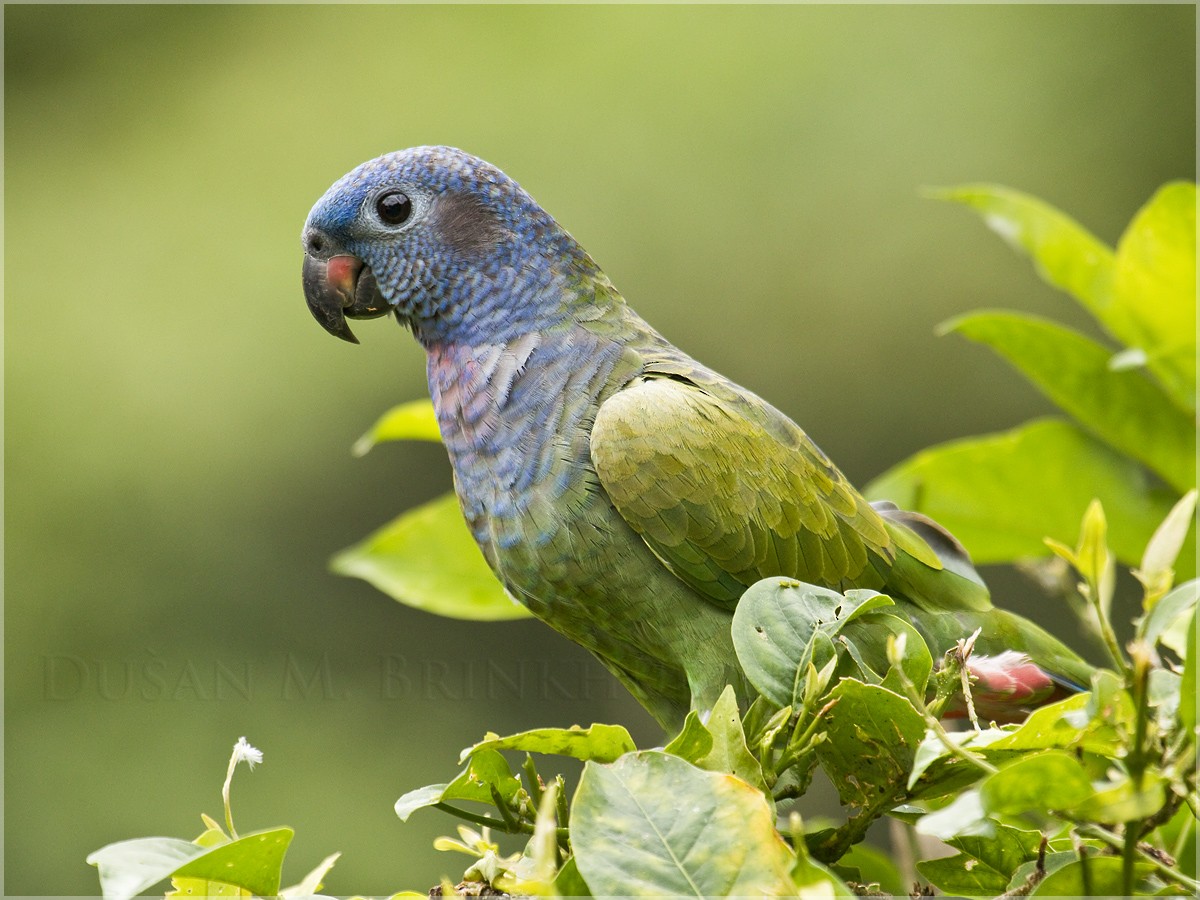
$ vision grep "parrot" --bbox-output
[301,146,1094,731]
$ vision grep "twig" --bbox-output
[889,637,997,776]
[1078,823,1200,893]
[956,630,983,731]
[434,802,522,834]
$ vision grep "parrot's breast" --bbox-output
[424,327,740,726]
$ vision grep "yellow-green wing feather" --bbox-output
[591,371,896,609]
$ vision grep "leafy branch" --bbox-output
[87,181,1196,898]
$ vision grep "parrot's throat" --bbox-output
[425,328,625,527]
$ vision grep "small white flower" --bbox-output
[232,736,263,770]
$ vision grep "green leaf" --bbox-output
[948,825,1042,881]
[941,311,1195,493]
[865,417,1190,578]
[731,578,892,706]
[352,399,442,456]
[917,851,1010,897]
[979,751,1093,815]
[1139,579,1199,650]
[280,851,341,897]
[87,837,206,900]
[552,856,591,897]
[167,876,249,896]
[1006,850,1079,892]
[395,748,521,821]
[987,692,1121,757]
[460,723,636,765]
[571,751,797,896]
[1075,497,1117,619]
[1069,770,1167,824]
[846,612,933,697]
[171,828,294,897]
[661,685,769,795]
[908,726,1010,791]
[1111,182,1197,412]
[1137,490,1199,605]
[837,843,906,896]
[663,711,714,762]
[916,790,994,841]
[1182,609,1196,734]
[193,813,228,849]
[932,184,1115,319]
[331,492,532,621]
[394,784,448,822]
[792,828,856,897]
[1030,855,1153,897]
[815,679,925,811]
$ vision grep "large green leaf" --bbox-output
[171,828,294,896]
[730,578,892,706]
[395,748,521,821]
[815,679,925,811]
[917,824,1042,897]
[915,789,994,841]
[331,492,531,621]
[917,851,1009,897]
[661,685,768,794]
[933,184,1115,320]
[942,311,1195,493]
[865,417,1190,577]
[1111,181,1197,413]
[352,398,442,456]
[979,750,1093,815]
[460,723,636,764]
[88,837,205,900]
[571,751,797,896]
[1029,855,1153,897]
[918,829,1046,900]
[985,692,1122,758]
[87,830,294,900]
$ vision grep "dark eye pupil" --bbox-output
[376,191,412,225]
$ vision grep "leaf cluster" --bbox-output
[86,182,1197,898]
[385,497,1196,897]
[866,183,1196,580]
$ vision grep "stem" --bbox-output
[1123,643,1152,895]
[221,756,239,839]
[892,646,997,776]
[959,660,981,731]
[434,803,525,834]
[1169,813,1194,863]
[1121,827,1139,897]
[490,785,522,832]
[1079,824,1200,893]
[1083,561,1128,676]
[555,775,570,832]
[522,754,543,810]
[776,699,836,774]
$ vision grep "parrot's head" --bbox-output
[302,146,573,345]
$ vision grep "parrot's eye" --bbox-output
[375,191,413,226]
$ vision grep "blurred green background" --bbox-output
[5,4,1195,894]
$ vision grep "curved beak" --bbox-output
[302,242,391,344]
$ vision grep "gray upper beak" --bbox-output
[302,231,391,343]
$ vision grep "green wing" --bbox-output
[591,368,991,613]
[591,370,895,608]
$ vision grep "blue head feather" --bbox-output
[304,147,599,346]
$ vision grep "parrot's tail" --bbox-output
[948,650,1084,724]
